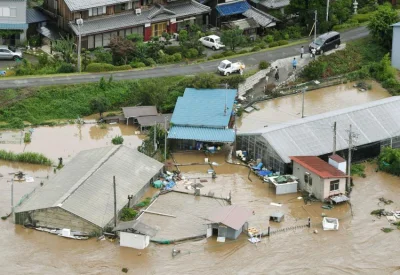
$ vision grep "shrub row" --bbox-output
[86,63,132,72]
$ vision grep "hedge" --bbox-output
[86,63,132,72]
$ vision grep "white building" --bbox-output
[290,156,348,202]
[113,220,157,250]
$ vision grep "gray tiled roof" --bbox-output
[70,0,210,36]
[65,0,129,12]
[243,7,277,27]
[239,96,400,163]
[229,18,259,30]
[26,8,50,24]
[15,145,164,228]
[259,0,290,9]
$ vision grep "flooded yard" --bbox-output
[238,81,391,132]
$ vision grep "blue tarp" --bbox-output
[165,180,175,190]
[216,0,251,16]
[257,170,273,177]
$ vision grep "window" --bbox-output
[91,7,104,16]
[151,22,167,37]
[304,173,312,186]
[330,180,340,191]
[0,7,12,17]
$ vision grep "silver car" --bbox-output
[0,45,23,60]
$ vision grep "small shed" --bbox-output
[113,220,157,249]
[206,205,252,241]
[136,114,172,132]
[269,212,284,223]
[122,106,158,125]
[391,22,400,70]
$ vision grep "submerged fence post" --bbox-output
[307,217,311,228]
[267,226,270,236]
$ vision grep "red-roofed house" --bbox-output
[290,156,348,201]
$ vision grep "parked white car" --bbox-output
[199,35,225,50]
[0,45,23,60]
[218,59,245,76]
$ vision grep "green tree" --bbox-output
[81,49,91,71]
[190,73,219,89]
[368,3,399,50]
[90,96,109,118]
[109,36,135,65]
[52,35,76,63]
[221,28,245,51]
[178,24,204,56]
[94,47,112,63]
[331,0,352,24]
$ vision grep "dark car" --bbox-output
[309,31,341,55]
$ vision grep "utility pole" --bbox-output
[76,19,83,73]
[314,10,317,42]
[326,0,330,21]
[154,121,157,152]
[346,125,358,194]
[301,86,307,118]
[164,116,167,161]
[333,121,337,154]
[11,178,14,214]
[113,176,117,227]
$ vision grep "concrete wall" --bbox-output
[293,162,345,201]
[323,178,346,199]
[392,26,400,70]
[30,207,100,233]
[0,0,26,24]
[275,182,298,195]
[212,223,242,239]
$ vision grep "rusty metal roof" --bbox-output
[207,205,252,230]
[290,156,348,179]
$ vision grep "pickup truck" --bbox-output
[217,60,245,76]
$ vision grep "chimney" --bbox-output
[328,154,347,173]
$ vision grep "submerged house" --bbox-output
[14,145,164,233]
[168,88,237,150]
[237,97,400,174]
[206,205,252,240]
[290,156,348,202]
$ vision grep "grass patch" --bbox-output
[0,150,52,165]
[370,209,385,216]
[351,163,366,177]
[24,132,31,143]
[381,228,393,233]
[120,208,138,221]
[378,197,393,205]
[111,135,124,145]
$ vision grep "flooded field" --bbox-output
[0,124,144,161]
[238,81,391,132]
[0,81,399,274]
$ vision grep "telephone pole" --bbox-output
[113,176,117,227]
[314,10,317,42]
[154,121,157,152]
[332,121,337,154]
[346,125,358,194]
[164,116,167,161]
[326,0,330,21]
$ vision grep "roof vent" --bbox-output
[135,8,141,15]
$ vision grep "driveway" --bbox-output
[0,54,38,70]
[0,27,369,89]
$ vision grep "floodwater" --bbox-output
[238,81,391,132]
[1,149,400,274]
[0,123,144,161]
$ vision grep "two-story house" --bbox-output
[43,0,211,49]
[0,0,28,45]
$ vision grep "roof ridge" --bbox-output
[53,145,121,207]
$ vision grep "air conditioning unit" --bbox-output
[135,8,141,15]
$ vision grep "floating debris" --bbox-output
[381,228,393,233]
[378,197,393,205]
[122,267,129,273]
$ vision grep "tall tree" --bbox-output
[221,27,245,51]
[52,35,75,64]
[368,3,399,50]
[109,36,135,65]
[90,96,109,118]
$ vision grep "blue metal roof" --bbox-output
[0,23,28,30]
[216,0,250,16]
[392,22,400,27]
[171,88,237,127]
[168,126,235,143]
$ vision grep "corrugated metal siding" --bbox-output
[0,23,28,29]
[171,88,237,128]
[168,126,235,142]
[240,96,400,163]
[15,146,164,228]
[392,24,400,70]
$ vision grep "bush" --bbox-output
[112,135,124,145]
[172,52,182,62]
[57,63,76,73]
[185,48,199,58]
[251,46,261,52]
[269,41,279,48]
[24,132,31,143]
[286,26,303,39]
[144,57,156,67]
[238,49,248,54]
[223,75,246,88]
[165,46,182,55]
[283,33,290,40]
[378,147,400,176]
[333,22,360,31]
[159,54,175,64]
[352,13,372,23]
[256,43,267,49]
[130,61,146,68]
[209,53,224,60]
[94,47,113,64]
[120,207,138,221]
[86,63,131,72]
[0,150,52,165]
[277,40,289,46]
[259,60,269,70]
[222,50,235,57]
[264,35,274,43]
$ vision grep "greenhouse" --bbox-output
[237,97,400,173]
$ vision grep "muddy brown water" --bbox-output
[0,84,399,274]
[238,81,390,132]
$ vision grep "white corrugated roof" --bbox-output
[15,145,164,228]
[239,96,400,163]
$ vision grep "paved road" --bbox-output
[0,27,369,89]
